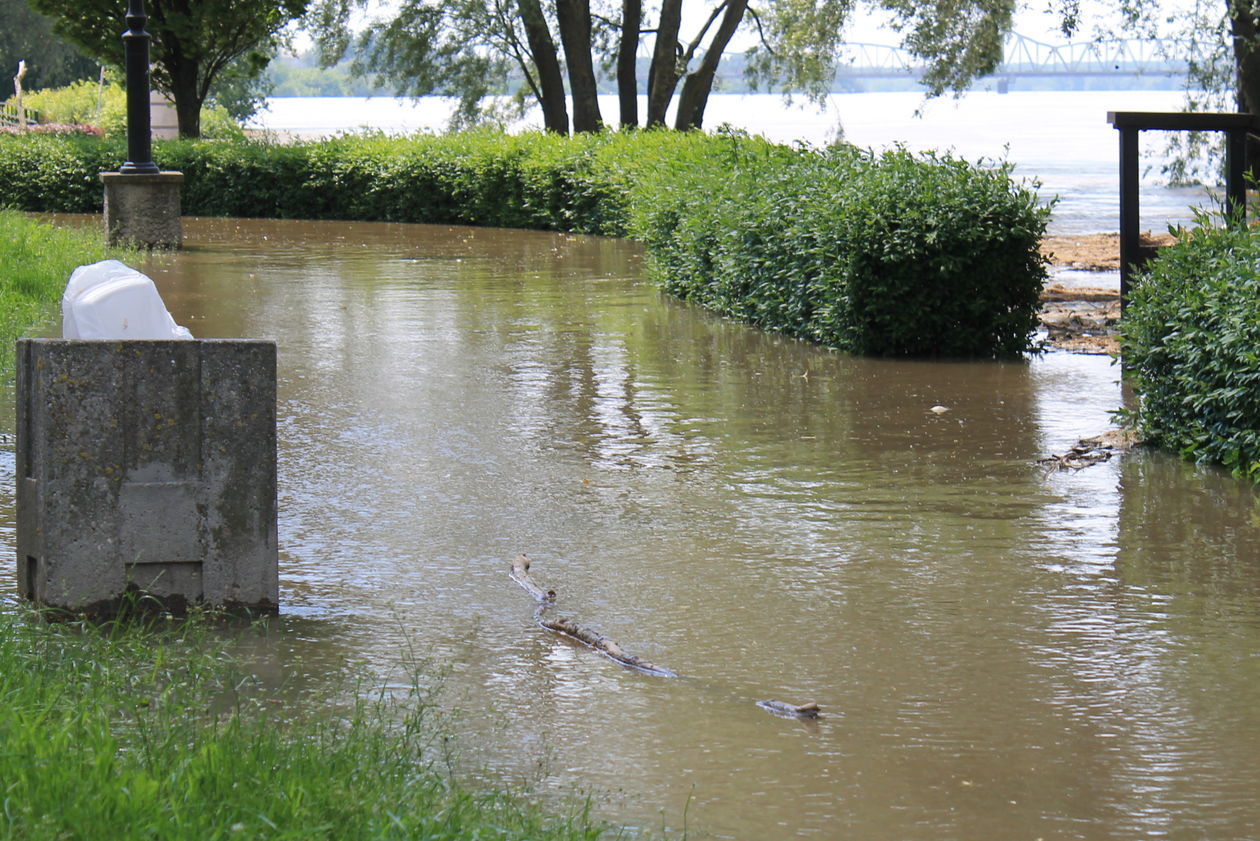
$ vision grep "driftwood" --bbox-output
[1038,429,1139,475]
[510,554,822,717]
[510,554,676,677]
[756,699,821,719]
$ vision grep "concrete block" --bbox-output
[100,171,184,249]
[15,339,278,616]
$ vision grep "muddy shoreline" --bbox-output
[1034,231,1173,355]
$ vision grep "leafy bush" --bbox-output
[6,78,244,140]
[11,78,127,136]
[629,139,1049,357]
[1120,217,1260,481]
[0,129,1050,357]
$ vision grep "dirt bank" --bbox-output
[1034,231,1175,355]
[1039,231,1175,272]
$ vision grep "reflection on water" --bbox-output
[3,217,1259,840]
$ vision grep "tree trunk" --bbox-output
[645,0,683,126]
[555,0,603,132]
[617,0,642,126]
[168,60,202,139]
[674,0,747,130]
[518,0,570,133]
[1230,0,1260,173]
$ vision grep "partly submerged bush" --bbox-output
[630,140,1049,357]
[1121,216,1260,482]
[0,129,1050,357]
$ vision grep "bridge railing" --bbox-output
[837,32,1190,78]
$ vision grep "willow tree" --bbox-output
[309,0,1033,135]
[30,0,310,137]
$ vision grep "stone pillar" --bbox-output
[101,171,184,249]
[15,339,279,617]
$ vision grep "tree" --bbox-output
[0,0,98,101]
[311,0,881,134]
[29,0,309,137]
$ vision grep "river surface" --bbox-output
[3,217,1260,840]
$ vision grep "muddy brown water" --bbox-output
[3,217,1259,840]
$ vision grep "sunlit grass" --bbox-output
[0,603,613,841]
[0,211,130,364]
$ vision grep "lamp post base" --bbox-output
[101,170,183,249]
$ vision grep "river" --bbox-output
[4,215,1259,840]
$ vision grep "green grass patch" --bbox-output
[0,210,134,365]
[0,605,611,841]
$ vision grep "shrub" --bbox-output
[628,140,1050,357]
[0,129,1050,357]
[1120,216,1260,482]
[11,78,127,136]
[7,78,244,140]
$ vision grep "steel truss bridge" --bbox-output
[837,32,1187,80]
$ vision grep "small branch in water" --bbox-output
[757,699,822,719]
[1038,429,1139,475]
[510,554,676,677]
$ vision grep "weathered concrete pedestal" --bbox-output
[101,171,184,249]
[16,339,278,616]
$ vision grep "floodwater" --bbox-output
[3,217,1260,840]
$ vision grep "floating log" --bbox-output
[510,554,676,677]
[756,699,822,719]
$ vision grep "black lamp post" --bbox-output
[119,0,159,174]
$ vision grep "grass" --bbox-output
[0,603,613,841]
[0,210,131,363]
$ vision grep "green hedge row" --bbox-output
[0,129,1050,357]
[1121,218,1260,482]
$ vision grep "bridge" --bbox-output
[836,32,1187,81]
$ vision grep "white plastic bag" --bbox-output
[62,260,193,340]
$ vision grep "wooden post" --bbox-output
[1226,128,1247,225]
[1117,125,1140,307]
[1108,111,1260,307]
[14,60,26,131]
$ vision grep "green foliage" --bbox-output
[0,134,120,212]
[0,210,134,363]
[0,0,99,100]
[629,136,1049,357]
[0,129,1050,356]
[13,77,127,136]
[0,605,609,841]
[1120,217,1260,482]
[30,0,309,137]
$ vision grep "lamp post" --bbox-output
[120,0,159,174]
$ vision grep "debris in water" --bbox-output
[757,699,822,719]
[1038,429,1140,474]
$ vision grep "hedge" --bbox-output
[1120,218,1260,482]
[0,129,1050,357]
